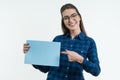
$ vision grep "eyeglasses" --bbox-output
[63,13,78,21]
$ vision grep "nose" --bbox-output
[68,17,73,23]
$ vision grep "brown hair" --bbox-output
[60,3,87,36]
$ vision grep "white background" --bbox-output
[0,0,120,80]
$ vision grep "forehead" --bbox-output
[62,9,77,16]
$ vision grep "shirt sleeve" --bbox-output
[32,65,50,73]
[81,39,101,76]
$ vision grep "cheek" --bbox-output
[77,20,80,24]
[77,16,81,22]
[63,21,68,26]
[77,17,80,22]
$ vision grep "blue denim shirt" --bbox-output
[33,32,101,80]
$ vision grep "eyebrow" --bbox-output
[63,13,77,17]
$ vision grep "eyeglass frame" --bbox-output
[62,13,79,21]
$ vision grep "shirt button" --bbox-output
[67,67,69,69]
[70,45,73,47]
[65,75,68,78]
[81,51,83,53]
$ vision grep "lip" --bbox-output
[69,23,75,27]
[69,22,76,27]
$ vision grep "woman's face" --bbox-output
[62,9,81,31]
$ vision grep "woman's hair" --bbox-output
[60,3,87,36]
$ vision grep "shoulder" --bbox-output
[52,34,65,42]
[84,35,96,45]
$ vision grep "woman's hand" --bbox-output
[61,49,84,63]
[23,43,30,53]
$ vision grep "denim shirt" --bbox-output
[33,32,101,80]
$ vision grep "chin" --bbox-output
[70,26,77,29]
[69,28,77,31]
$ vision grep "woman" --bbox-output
[23,3,101,80]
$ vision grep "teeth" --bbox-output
[70,24,75,26]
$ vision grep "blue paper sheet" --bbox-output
[24,40,61,66]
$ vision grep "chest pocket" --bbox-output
[60,42,69,51]
[75,49,88,58]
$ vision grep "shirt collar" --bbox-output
[65,32,85,40]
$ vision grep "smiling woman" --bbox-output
[62,9,81,36]
[61,4,87,37]
[23,3,101,80]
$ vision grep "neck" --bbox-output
[70,29,81,39]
